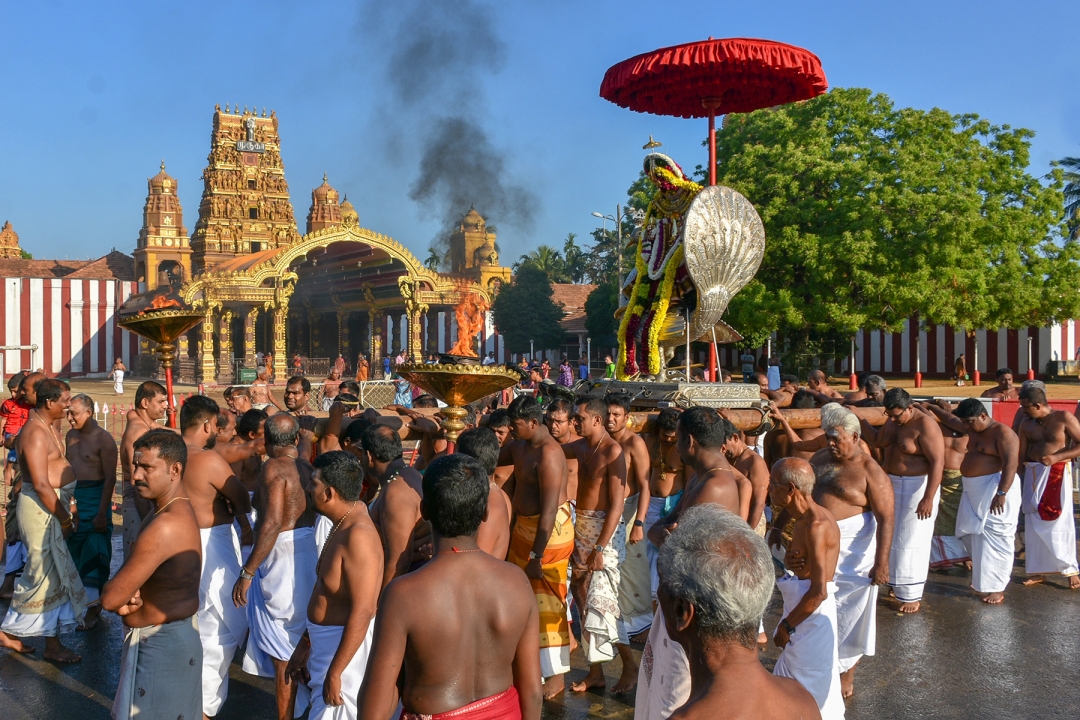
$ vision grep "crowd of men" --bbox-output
[0,364,1077,720]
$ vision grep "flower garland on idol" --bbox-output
[616,156,702,379]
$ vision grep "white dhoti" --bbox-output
[617,494,653,642]
[774,575,845,720]
[572,509,624,664]
[1021,462,1079,577]
[112,616,202,720]
[113,370,124,394]
[834,512,878,673]
[306,619,375,720]
[633,607,690,720]
[199,523,250,716]
[243,526,317,714]
[956,472,1021,593]
[887,474,940,603]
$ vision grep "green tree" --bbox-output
[1060,154,1080,240]
[561,233,588,283]
[699,87,1076,350]
[584,279,619,348]
[513,244,568,281]
[19,249,32,260]
[423,247,440,271]
[491,265,567,354]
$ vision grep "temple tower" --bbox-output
[447,207,511,288]
[0,221,21,259]
[191,105,299,273]
[306,174,343,233]
[133,161,191,290]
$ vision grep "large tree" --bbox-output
[701,88,1077,349]
[491,264,567,354]
[1061,154,1080,240]
[584,279,619,349]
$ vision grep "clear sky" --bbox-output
[1,0,1077,264]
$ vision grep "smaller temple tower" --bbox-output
[0,221,21,259]
[306,174,343,233]
[133,161,191,290]
[447,207,511,289]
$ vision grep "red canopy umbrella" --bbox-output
[600,37,828,184]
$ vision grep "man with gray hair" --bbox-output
[656,504,820,719]
[769,458,844,719]
[842,374,886,407]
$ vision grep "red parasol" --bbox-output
[600,37,827,185]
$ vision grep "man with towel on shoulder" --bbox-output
[104,429,202,720]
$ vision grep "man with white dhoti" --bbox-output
[803,407,893,699]
[860,388,945,613]
[0,380,87,661]
[925,398,1022,603]
[180,396,254,716]
[1015,387,1080,589]
[110,357,126,395]
[769,458,845,719]
[234,413,319,719]
[640,408,685,601]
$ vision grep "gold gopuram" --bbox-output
[156,105,510,385]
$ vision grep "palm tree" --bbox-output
[1062,155,1080,240]
[424,247,441,271]
[562,233,587,283]
[514,245,566,281]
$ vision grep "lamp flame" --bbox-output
[138,294,184,315]
[448,293,489,357]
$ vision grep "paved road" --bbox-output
[2,534,1079,719]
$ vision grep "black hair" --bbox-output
[996,367,1013,379]
[35,378,68,409]
[603,392,633,415]
[883,388,912,411]
[780,374,799,385]
[217,410,234,430]
[422,454,489,539]
[413,394,439,408]
[7,372,25,391]
[222,387,234,400]
[237,408,268,439]
[678,406,735,449]
[361,424,403,462]
[507,395,543,423]
[338,380,360,396]
[343,417,372,446]
[657,408,681,433]
[545,398,574,418]
[1019,386,1047,405]
[954,398,987,419]
[456,426,500,476]
[133,428,188,473]
[287,375,311,394]
[313,451,363,502]
[576,396,608,419]
[856,371,871,389]
[488,408,511,429]
[791,389,817,409]
[135,381,167,409]
[265,413,299,448]
[180,395,220,432]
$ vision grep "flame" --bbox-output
[448,293,489,357]
[138,294,183,315]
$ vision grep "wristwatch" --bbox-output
[593,544,605,554]
[633,520,644,528]
[528,551,542,561]
[781,618,796,635]
[995,490,1007,497]
[239,567,255,580]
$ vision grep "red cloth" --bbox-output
[1038,461,1067,521]
[600,37,828,118]
[0,399,30,436]
[399,687,520,720]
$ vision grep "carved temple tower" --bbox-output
[133,161,191,290]
[306,174,343,233]
[448,207,511,289]
[191,105,299,273]
[0,221,21,259]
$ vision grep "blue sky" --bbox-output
[1,0,1077,264]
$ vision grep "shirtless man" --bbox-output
[64,393,118,629]
[859,388,945,612]
[232,409,269,496]
[981,368,1018,401]
[657,504,819,720]
[922,398,1021,602]
[120,381,169,557]
[456,427,511,560]
[1015,386,1080,588]
[923,403,970,570]
[0,379,86,661]
[319,368,343,412]
[179,395,253,717]
[844,375,886,407]
[755,372,794,408]
[769,458,844,718]
[640,408,686,600]
[359,454,542,720]
[233,413,318,720]
[102,430,202,720]
[285,451,382,719]
[488,408,516,489]
[807,369,845,404]
[798,407,893,698]
[544,399,579,506]
[283,375,312,416]
[250,367,282,411]
[764,390,823,464]
[227,387,254,416]
[396,397,448,472]
[361,425,426,587]
[498,395,572,698]
[718,408,770,534]
[563,397,630,693]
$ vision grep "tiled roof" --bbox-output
[0,250,135,280]
[67,251,136,280]
[552,283,596,335]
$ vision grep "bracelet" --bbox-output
[781,618,796,635]
[239,567,255,580]
[60,516,73,528]
[528,551,542,561]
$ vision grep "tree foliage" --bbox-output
[1061,154,1080,241]
[704,88,1076,346]
[584,280,619,348]
[491,264,566,353]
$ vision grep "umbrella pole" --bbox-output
[708,107,717,186]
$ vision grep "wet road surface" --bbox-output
[2,534,1079,719]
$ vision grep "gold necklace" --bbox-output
[316,501,357,575]
[155,496,189,515]
[35,413,65,456]
[583,435,606,476]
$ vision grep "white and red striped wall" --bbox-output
[0,278,141,381]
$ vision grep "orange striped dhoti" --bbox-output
[508,502,574,678]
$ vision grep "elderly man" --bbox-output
[769,458,844,719]
[657,504,820,720]
[981,368,1018,401]
[860,388,945,613]
[843,374,886,407]
[807,370,844,404]
[1016,386,1080,588]
[923,398,1021,603]
[64,392,118,630]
